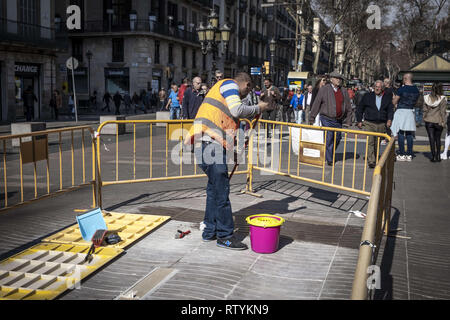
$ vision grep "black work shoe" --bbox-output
[327,161,333,166]
[202,235,217,242]
[216,237,248,250]
[368,163,376,168]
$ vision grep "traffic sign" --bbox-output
[66,57,79,70]
[250,67,261,75]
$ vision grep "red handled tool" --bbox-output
[174,230,191,239]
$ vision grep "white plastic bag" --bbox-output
[292,114,323,156]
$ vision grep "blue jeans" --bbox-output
[398,130,414,156]
[415,108,423,125]
[170,107,180,120]
[320,116,343,163]
[195,141,234,240]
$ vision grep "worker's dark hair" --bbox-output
[234,72,252,83]
[264,77,272,83]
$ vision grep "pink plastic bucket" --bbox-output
[246,214,285,254]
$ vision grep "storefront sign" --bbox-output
[105,68,129,77]
[15,63,40,75]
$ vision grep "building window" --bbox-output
[154,40,160,64]
[192,11,198,28]
[112,38,124,62]
[104,0,131,27]
[167,1,178,26]
[72,38,84,62]
[18,0,38,37]
[182,47,186,68]
[202,54,206,70]
[192,50,197,69]
[169,44,173,64]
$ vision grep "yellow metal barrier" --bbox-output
[0,126,97,213]
[248,119,391,196]
[95,120,251,208]
[351,138,395,300]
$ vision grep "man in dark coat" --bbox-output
[113,91,123,115]
[356,80,394,168]
[182,77,205,119]
[23,86,38,121]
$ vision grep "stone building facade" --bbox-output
[0,0,63,122]
[54,0,212,108]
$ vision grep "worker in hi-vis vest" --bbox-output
[185,72,275,250]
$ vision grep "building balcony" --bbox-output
[248,56,263,66]
[256,9,262,19]
[239,27,247,39]
[59,19,199,44]
[225,51,236,64]
[0,18,67,52]
[239,1,248,12]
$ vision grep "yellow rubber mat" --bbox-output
[43,211,171,249]
[0,243,123,300]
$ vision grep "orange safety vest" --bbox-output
[184,79,239,150]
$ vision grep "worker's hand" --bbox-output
[357,122,363,129]
[386,120,392,128]
[258,101,272,113]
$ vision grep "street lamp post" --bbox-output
[269,38,276,80]
[86,50,93,99]
[196,8,231,82]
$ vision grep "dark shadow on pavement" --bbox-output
[374,206,400,300]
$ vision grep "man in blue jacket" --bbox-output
[356,80,394,168]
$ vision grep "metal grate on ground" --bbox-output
[42,211,171,249]
[0,243,123,300]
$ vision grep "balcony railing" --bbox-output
[248,56,263,66]
[0,18,67,51]
[239,1,248,12]
[58,19,199,43]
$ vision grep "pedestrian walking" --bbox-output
[90,90,98,111]
[182,77,204,120]
[68,94,75,120]
[290,88,304,124]
[441,111,450,160]
[281,88,293,123]
[261,78,281,136]
[23,86,37,121]
[415,88,425,127]
[309,71,353,166]
[132,92,140,114]
[391,73,420,162]
[145,90,153,113]
[123,92,132,114]
[184,72,275,250]
[140,90,148,114]
[102,91,112,112]
[50,90,62,120]
[113,91,123,115]
[423,83,447,162]
[166,84,181,119]
[158,88,167,111]
[178,78,189,106]
[303,84,313,123]
[356,80,394,168]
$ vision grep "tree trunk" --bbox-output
[313,39,321,74]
